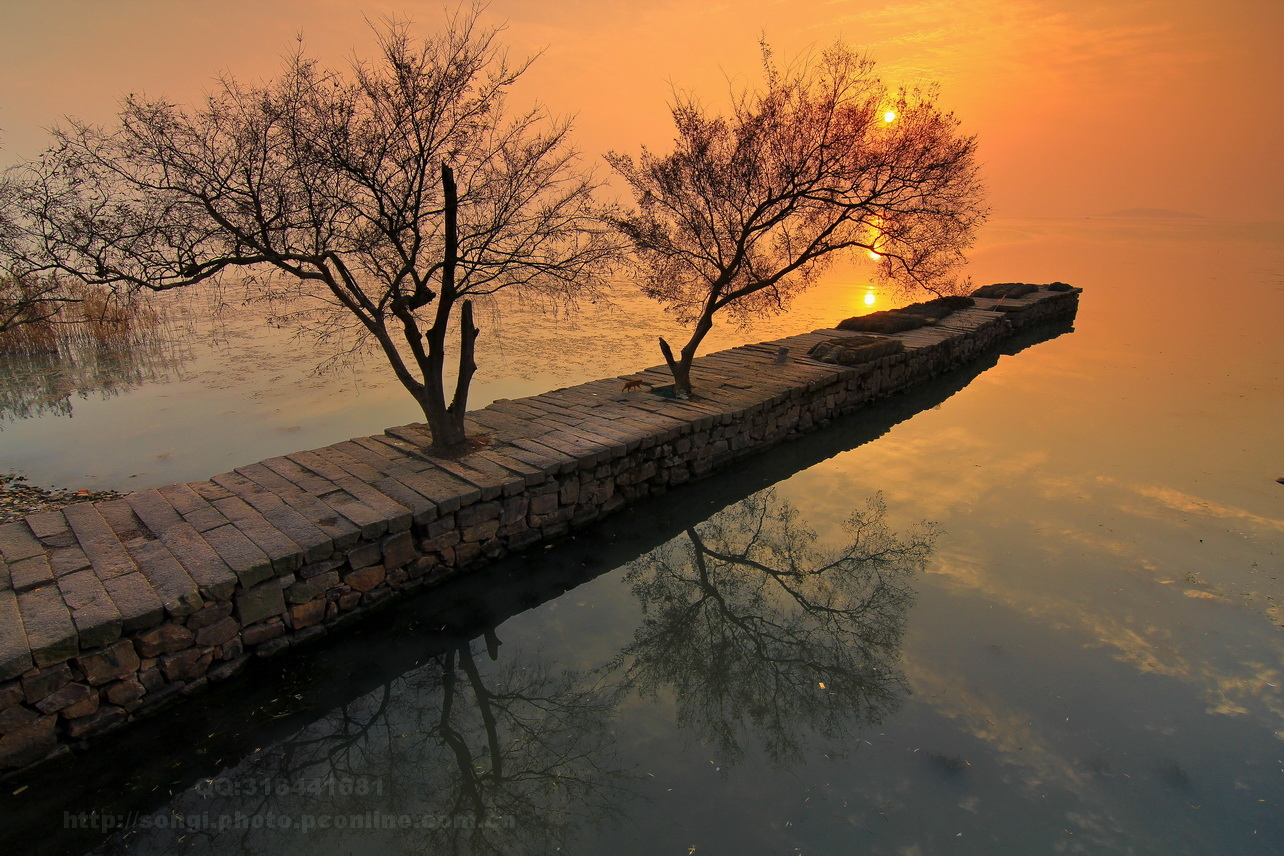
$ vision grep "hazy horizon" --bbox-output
[2,0,1282,224]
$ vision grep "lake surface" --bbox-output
[1,215,1282,855]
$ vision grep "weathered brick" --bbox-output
[60,503,138,580]
[255,636,292,658]
[125,489,183,531]
[0,714,56,768]
[326,474,412,534]
[370,475,437,526]
[49,545,92,577]
[57,570,122,649]
[76,639,140,686]
[455,542,484,565]
[420,530,460,552]
[499,496,527,526]
[362,588,396,607]
[347,541,382,570]
[129,540,202,618]
[210,483,333,563]
[298,556,345,580]
[9,555,53,592]
[200,524,273,587]
[457,501,502,528]
[289,599,326,630]
[217,637,243,661]
[235,580,286,626]
[138,666,165,693]
[0,703,38,732]
[189,480,233,502]
[529,493,559,516]
[461,520,500,543]
[159,523,238,601]
[33,681,94,714]
[21,663,72,705]
[209,497,305,576]
[194,617,239,648]
[381,531,416,570]
[135,623,195,658]
[344,565,385,593]
[64,705,126,740]
[506,528,541,551]
[105,679,145,707]
[241,619,284,647]
[0,590,33,681]
[530,506,574,529]
[156,483,229,532]
[102,573,165,632]
[185,601,233,631]
[0,522,43,563]
[408,557,436,579]
[94,499,149,547]
[23,510,74,546]
[0,679,24,709]
[60,691,101,719]
[425,514,457,539]
[208,656,250,682]
[17,586,77,667]
[498,518,531,538]
[286,570,339,605]
[160,648,211,683]
[267,459,387,540]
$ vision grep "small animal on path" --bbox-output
[621,379,652,392]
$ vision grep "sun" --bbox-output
[882,110,897,123]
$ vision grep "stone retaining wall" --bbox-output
[0,285,1079,775]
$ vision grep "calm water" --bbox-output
[1,216,1282,855]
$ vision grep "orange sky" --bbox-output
[1,0,1282,221]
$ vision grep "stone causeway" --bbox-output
[0,285,1080,774]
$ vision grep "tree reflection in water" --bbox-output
[100,637,632,855]
[0,322,192,422]
[608,488,937,765]
[418,639,632,853]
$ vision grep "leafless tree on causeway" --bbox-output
[12,8,616,447]
[607,42,987,398]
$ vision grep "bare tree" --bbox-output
[607,42,987,398]
[13,8,616,447]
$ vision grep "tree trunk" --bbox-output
[657,337,690,399]
[660,305,716,399]
[449,299,479,423]
[416,162,473,451]
[416,387,467,448]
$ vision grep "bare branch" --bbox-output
[11,9,618,447]
[609,41,987,397]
